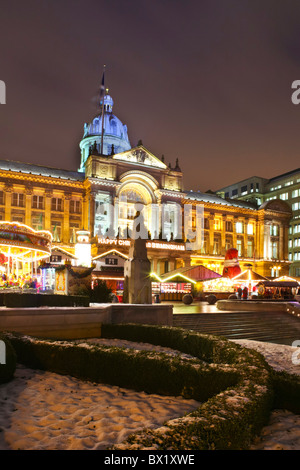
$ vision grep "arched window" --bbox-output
[110,119,117,135]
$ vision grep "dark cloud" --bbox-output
[1,0,300,190]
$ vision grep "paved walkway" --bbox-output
[168,301,300,346]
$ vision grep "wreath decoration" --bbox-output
[55,263,95,278]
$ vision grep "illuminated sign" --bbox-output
[98,238,131,246]
[98,237,185,251]
[145,241,185,251]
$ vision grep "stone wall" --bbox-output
[0,304,173,340]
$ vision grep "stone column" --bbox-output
[233,216,238,250]
[150,203,160,239]
[279,224,284,261]
[243,218,248,258]
[284,224,290,261]
[168,258,176,272]
[152,257,158,274]
[89,191,96,237]
[208,214,214,254]
[82,192,89,232]
[258,218,265,260]
[25,187,33,227]
[221,215,226,256]
[44,189,53,232]
[4,183,12,221]
[63,193,71,243]
[264,222,271,259]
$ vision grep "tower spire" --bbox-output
[100,65,106,155]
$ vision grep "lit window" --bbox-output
[236,222,243,234]
[236,239,243,256]
[214,219,221,231]
[247,240,253,258]
[51,255,62,263]
[12,193,24,207]
[51,198,63,212]
[225,237,232,251]
[247,223,254,235]
[31,215,43,231]
[272,241,278,259]
[51,221,61,242]
[70,200,81,213]
[202,237,208,254]
[270,225,278,236]
[225,221,233,232]
[241,185,247,195]
[70,223,80,243]
[213,236,220,255]
[32,195,44,209]
[293,202,300,211]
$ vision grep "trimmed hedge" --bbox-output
[2,324,274,450]
[271,370,300,415]
[100,324,274,450]
[0,334,17,384]
[2,331,238,403]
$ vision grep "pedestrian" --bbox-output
[237,287,242,299]
[242,286,248,300]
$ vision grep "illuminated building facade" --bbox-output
[217,169,300,277]
[0,90,292,294]
[183,192,291,278]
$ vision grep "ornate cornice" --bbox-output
[0,170,85,190]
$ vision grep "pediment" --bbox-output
[113,146,167,169]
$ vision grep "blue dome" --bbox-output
[79,93,131,172]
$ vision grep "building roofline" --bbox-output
[0,159,85,182]
[216,175,267,191]
[268,168,300,184]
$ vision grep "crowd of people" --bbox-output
[236,285,299,300]
[0,273,40,290]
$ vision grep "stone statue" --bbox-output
[123,211,152,304]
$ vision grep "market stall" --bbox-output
[201,276,236,294]
[232,267,269,295]
[256,279,300,300]
[151,265,221,301]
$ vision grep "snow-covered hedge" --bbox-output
[102,324,274,450]
[3,325,275,450]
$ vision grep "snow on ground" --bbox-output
[232,339,300,376]
[0,337,299,450]
[231,339,300,450]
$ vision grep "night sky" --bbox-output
[1,0,300,192]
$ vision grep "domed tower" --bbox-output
[79,90,131,172]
